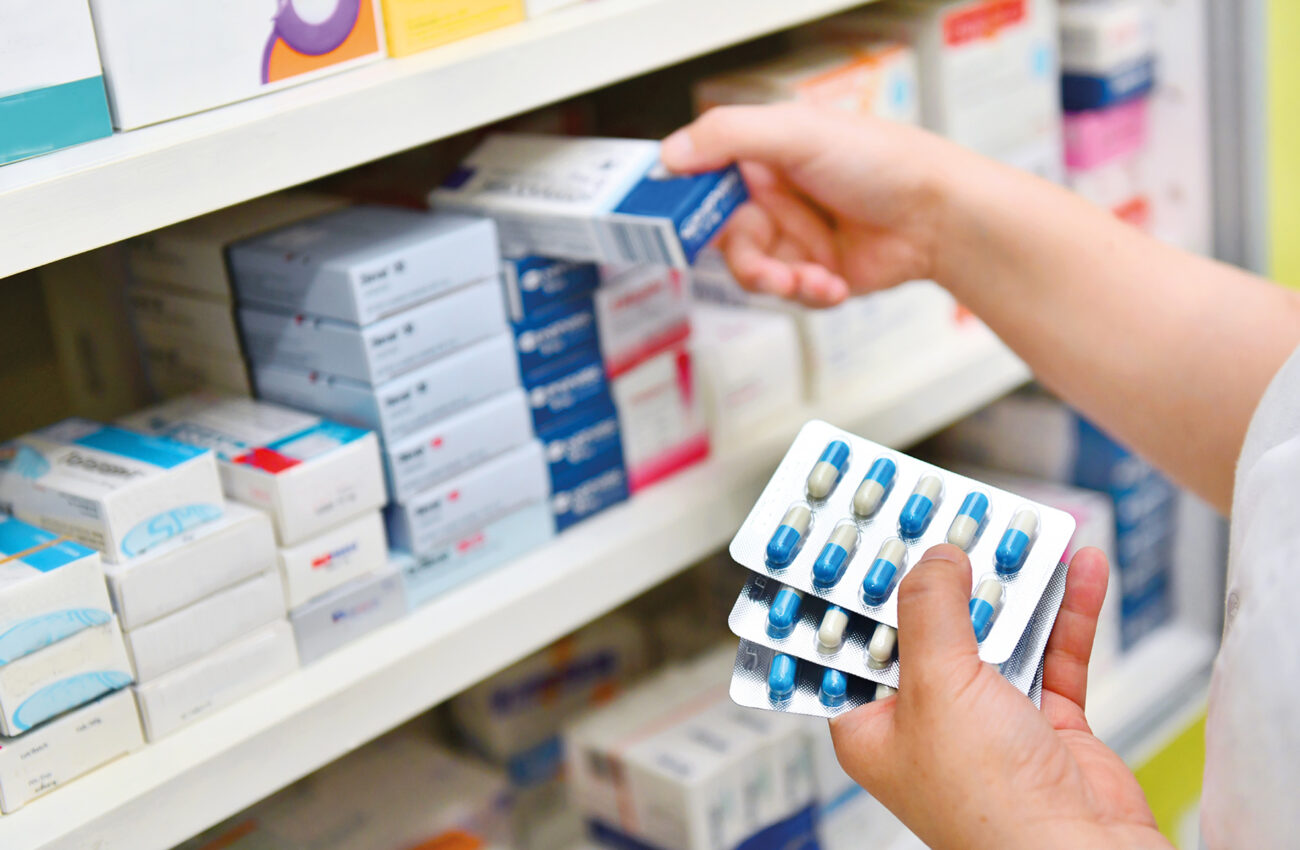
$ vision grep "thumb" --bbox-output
[896,544,982,695]
[660,103,825,174]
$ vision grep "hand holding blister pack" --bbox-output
[726,421,1074,718]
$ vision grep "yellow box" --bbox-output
[381,0,525,57]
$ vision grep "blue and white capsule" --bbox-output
[969,576,1005,642]
[995,508,1040,575]
[819,668,848,708]
[946,491,990,551]
[852,457,897,518]
[898,475,943,538]
[816,606,851,654]
[768,653,798,703]
[867,623,897,670]
[766,503,814,568]
[807,440,852,500]
[766,587,804,639]
[861,538,907,606]
[812,520,860,589]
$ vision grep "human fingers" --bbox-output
[1041,547,1109,730]
[895,544,982,697]
[660,103,827,174]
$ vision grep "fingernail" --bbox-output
[919,544,966,565]
[660,129,694,167]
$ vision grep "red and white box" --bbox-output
[595,265,692,379]
[1063,97,1148,171]
[611,345,709,492]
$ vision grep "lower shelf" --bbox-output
[0,326,1027,850]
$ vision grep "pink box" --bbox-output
[1064,98,1149,170]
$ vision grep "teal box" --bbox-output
[0,76,113,166]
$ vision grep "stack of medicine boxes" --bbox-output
[1058,0,1157,228]
[120,394,391,668]
[225,206,553,610]
[125,193,347,398]
[0,418,273,746]
[0,515,141,812]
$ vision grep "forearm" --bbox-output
[932,153,1300,512]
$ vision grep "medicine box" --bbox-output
[381,0,525,57]
[128,193,349,301]
[290,562,405,664]
[551,463,628,532]
[811,0,1061,168]
[128,286,243,356]
[689,304,804,442]
[133,619,298,740]
[525,350,613,432]
[397,501,555,608]
[253,332,521,445]
[1063,97,1149,171]
[1058,0,1153,76]
[228,206,498,325]
[0,0,112,165]
[124,569,285,682]
[0,517,113,666]
[0,617,133,736]
[86,0,386,129]
[120,394,385,546]
[1061,57,1156,113]
[386,441,549,556]
[693,41,919,125]
[610,346,709,492]
[239,276,507,385]
[501,256,600,323]
[595,265,691,378]
[0,419,224,564]
[431,134,747,267]
[103,502,276,631]
[278,510,388,610]
[537,402,624,491]
[0,688,143,813]
[385,389,534,504]
[511,294,601,384]
[142,343,253,398]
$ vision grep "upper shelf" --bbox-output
[0,0,869,281]
[0,326,1027,850]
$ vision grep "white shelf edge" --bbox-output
[0,327,1025,850]
[0,0,871,281]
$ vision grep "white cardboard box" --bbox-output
[0,419,224,564]
[128,286,243,356]
[289,562,405,665]
[1059,0,1153,75]
[239,276,507,385]
[104,502,276,631]
[0,516,113,666]
[228,206,499,325]
[386,442,549,557]
[142,343,253,397]
[124,570,285,682]
[121,394,385,545]
[133,619,298,740]
[595,265,691,378]
[0,617,133,736]
[128,193,349,301]
[431,134,746,267]
[385,389,534,503]
[253,332,521,445]
[610,346,709,492]
[278,511,388,610]
[87,0,387,129]
[0,688,144,813]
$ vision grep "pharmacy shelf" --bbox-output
[0,326,1025,850]
[0,0,872,282]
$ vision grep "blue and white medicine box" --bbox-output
[0,0,112,165]
[0,616,133,736]
[525,350,614,432]
[0,517,113,666]
[228,206,500,326]
[551,463,628,532]
[431,134,747,267]
[290,561,406,665]
[1061,57,1155,113]
[239,275,507,385]
[537,402,625,492]
[501,256,600,323]
[120,395,384,546]
[511,294,601,385]
[0,420,224,564]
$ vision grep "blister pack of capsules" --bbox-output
[727,420,1074,719]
